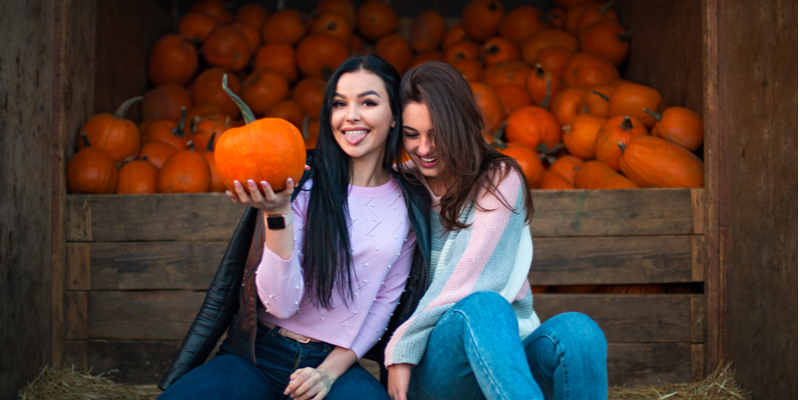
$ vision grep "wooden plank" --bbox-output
[66,242,91,290]
[691,344,705,382]
[691,236,705,282]
[87,340,184,385]
[691,189,705,234]
[65,340,88,370]
[530,189,695,237]
[91,242,225,290]
[607,343,693,386]
[88,291,206,340]
[66,195,91,241]
[534,294,701,343]
[691,294,705,344]
[65,291,88,340]
[530,236,694,285]
[85,194,245,242]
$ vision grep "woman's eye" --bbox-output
[362,99,377,107]
[403,131,418,138]
[332,101,346,108]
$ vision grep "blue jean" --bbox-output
[408,292,608,400]
[159,323,389,400]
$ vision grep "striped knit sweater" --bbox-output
[384,166,540,367]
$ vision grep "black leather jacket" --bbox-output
[158,156,431,390]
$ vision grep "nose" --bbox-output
[418,134,435,155]
[346,104,361,122]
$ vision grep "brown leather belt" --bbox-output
[260,320,321,344]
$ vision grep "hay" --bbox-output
[19,362,750,400]
[17,365,161,400]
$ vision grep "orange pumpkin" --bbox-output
[116,160,158,194]
[147,34,198,86]
[310,12,353,44]
[303,118,321,150]
[481,60,531,88]
[619,135,704,188]
[534,47,574,79]
[231,21,262,52]
[579,19,631,66]
[443,26,470,50]
[241,68,290,116]
[76,96,142,163]
[462,0,505,42]
[562,113,606,160]
[645,106,704,151]
[253,43,298,83]
[189,114,229,153]
[521,29,578,67]
[450,59,483,82]
[579,85,614,116]
[233,3,269,29]
[539,171,575,189]
[215,76,306,194]
[67,136,119,194]
[608,83,664,129]
[526,63,564,108]
[411,10,446,53]
[481,37,520,67]
[190,0,231,23]
[199,132,227,193]
[200,24,253,71]
[469,82,505,137]
[594,115,648,171]
[505,105,562,152]
[296,34,350,80]
[376,34,413,74]
[157,150,211,193]
[136,141,178,169]
[562,52,620,88]
[190,68,242,118]
[142,118,190,151]
[185,102,227,135]
[292,77,327,120]
[265,99,306,130]
[357,0,398,41]
[142,83,193,123]
[444,40,481,63]
[500,144,545,188]
[563,3,594,35]
[548,154,584,185]
[499,5,547,46]
[178,12,219,42]
[409,52,445,72]
[317,0,357,29]
[575,1,620,34]
[548,87,585,125]
[573,160,638,189]
[261,9,306,45]
[493,84,533,115]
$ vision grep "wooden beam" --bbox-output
[66,196,91,242]
[88,291,206,340]
[66,242,91,290]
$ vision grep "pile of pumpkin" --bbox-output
[66,0,705,195]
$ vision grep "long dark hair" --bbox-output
[303,55,402,308]
[396,61,534,231]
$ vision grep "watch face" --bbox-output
[267,216,286,230]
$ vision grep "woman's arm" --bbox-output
[284,347,358,400]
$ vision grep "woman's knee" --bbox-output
[545,312,607,347]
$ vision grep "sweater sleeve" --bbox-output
[349,228,417,358]
[255,182,311,320]
[384,170,530,366]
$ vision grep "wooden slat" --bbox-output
[691,236,706,281]
[66,195,91,241]
[65,291,88,340]
[530,236,694,285]
[530,189,695,237]
[66,242,91,290]
[87,340,184,385]
[83,194,244,242]
[65,340,88,370]
[607,343,693,386]
[88,291,206,340]
[691,188,705,234]
[691,295,705,343]
[534,294,702,343]
[691,344,706,382]
[91,242,226,290]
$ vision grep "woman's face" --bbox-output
[330,70,394,163]
[402,102,445,180]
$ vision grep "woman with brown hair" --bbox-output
[384,62,608,400]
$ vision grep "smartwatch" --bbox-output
[266,212,294,230]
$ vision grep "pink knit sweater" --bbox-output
[256,177,417,358]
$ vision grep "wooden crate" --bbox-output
[65,188,704,385]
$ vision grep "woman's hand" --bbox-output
[227,178,295,215]
[284,367,335,400]
[387,364,412,400]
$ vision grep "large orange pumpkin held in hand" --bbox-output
[215,75,306,194]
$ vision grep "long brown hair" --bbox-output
[397,61,534,231]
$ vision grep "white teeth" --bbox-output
[420,157,436,163]
[345,130,369,134]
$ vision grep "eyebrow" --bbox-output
[402,126,420,132]
[334,90,382,98]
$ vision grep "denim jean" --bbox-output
[158,323,389,400]
[408,292,608,400]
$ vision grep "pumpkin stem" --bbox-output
[537,142,564,155]
[562,124,572,134]
[490,120,507,141]
[534,63,546,77]
[540,76,552,109]
[621,115,633,130]
[643,108,663,121]
[600,0,617,15]
[173,107,188,137]
[222,74,256,124]
[207,132,217,152]
[591,90,610,103]
[114,96,143,119]
[619,29,634,43]
[80,131,91,147]
[617,141,627,154]
[490,141,508,150]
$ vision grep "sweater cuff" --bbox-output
[385,338,424,367]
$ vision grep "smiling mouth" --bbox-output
[344,129,369,145]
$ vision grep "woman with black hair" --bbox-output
[158,55,431,400]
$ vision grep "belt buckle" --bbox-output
[296,336,312,344]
